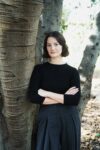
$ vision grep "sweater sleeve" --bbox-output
[26,65,45,104]
[64,68,81,105]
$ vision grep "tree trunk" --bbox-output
[78,12,100,117]
[35,0,63,64]
[0,89,7,150]
[0,0,43,150]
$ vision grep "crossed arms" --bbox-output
[38,86,79,105]
[27,65,81,105]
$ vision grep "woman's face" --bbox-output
[46,37,62,58]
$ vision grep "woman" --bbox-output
[27,31,81,150]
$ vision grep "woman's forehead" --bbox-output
[47,37,58,43]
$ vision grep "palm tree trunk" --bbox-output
[0,0,43,149]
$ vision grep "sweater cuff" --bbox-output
[39,95,45,104]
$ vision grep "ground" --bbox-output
[81,72,100,150]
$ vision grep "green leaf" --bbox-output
[95,133,100,137]
[91,0,96,3]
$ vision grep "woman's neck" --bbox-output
[49,57,66,65]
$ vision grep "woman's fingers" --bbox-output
[68,89,79,95]
[65,87,79,95]
[68,86,76,90]
[65,86,76,92]
[43,98,58,105]
[38,89,45,96]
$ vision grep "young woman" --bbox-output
[27,31,81,150]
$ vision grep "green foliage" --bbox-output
[91,0,96,2]
[91,0,99,4]
[60,18,68,33]
[95,133,100,137]
[60,9,69,33]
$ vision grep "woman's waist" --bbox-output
[40,104,78,113]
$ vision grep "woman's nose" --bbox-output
[51,45,55,50]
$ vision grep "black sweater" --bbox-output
[27,62,81,105]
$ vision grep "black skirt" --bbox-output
[35,104,80,150]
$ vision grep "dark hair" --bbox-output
[43,31,69,58]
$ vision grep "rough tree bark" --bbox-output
[0,0,43,150]
[78,12,100,117]
[0,82,7,150]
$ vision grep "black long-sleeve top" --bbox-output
[27,62,81,106]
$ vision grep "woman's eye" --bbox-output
[47,43,59,47]
[54,43,59,46]
[47,44,51,47]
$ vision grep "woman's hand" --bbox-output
[38,89,48,97]
[43,97,59,105]
[38,87,79,105]
[65,86,79,95]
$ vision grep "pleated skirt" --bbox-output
[35,104,81,150]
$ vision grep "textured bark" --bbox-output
[0,76,7,149]
[35,0,63,63]
[0,0,43,150]
[78,12,100,117]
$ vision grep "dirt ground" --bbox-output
[81,72,100,150]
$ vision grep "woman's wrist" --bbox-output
[43,97,59,105]
[38,89,50,97]
[46,91,52,97]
